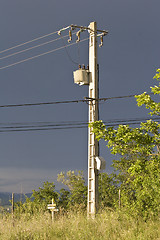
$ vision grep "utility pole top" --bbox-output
[70,23,108,35]
[58,22,108,47]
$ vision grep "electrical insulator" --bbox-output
[76,31,81,42]
[68,30,72,43]
[99,35,103,48]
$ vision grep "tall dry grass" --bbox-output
[0,209,159,240]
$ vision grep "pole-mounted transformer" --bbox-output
[73,65,90,86]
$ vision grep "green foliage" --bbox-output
[14,197,37,217]
[58,188,70,210]
[90,69,160,218]
[57,170,87,210]
[14,181,58,216]
[135,68,160,116]
[31,181,58,205]
[98,173,118,208]
[14,171,119,215]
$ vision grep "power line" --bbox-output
[0,99,86,108]
[0,122,87,129]
[0,117,159,133]
[0,33,76,60]
[0,37,89,70]
[0,119,159,133]
[0,92,155,108]
[0,28,64,54]
[0,116,159,127]
[85,93,155,102]
[0,120,86,126]
[104,116,160,124]
[0,126,85,133]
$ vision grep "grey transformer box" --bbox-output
[73,67,91,86]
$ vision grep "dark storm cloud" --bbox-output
[0,0,160,192]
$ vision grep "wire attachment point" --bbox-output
[71,25,76,31]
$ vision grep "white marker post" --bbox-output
[47,198,58,221]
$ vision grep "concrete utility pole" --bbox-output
[88,22,99,218]
[59,21,108,218]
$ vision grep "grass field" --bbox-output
[0,210,160,240]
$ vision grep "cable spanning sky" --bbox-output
[0,0,160,193]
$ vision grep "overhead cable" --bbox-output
[0,29,62,54]
[0,99,85,108]
[0,118,159,133]
[0,37,89,70]
[0,117,159,129]
[0,33,76,60]
[0,92,155,108]
[0,116,159,128]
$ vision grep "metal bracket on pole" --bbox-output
[70,24,108,36]
[84,97,99,101]
[58,26,70,35]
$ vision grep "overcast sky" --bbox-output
[0,0,159,193]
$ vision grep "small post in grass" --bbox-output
[47,198,58,221]
[119,189,121,209]
[12,192,14,215]
[12,192,15,226]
